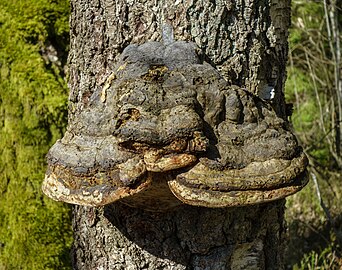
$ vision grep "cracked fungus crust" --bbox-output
[42,41,308,210]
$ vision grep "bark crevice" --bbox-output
[73,201,285,269]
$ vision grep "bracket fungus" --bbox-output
[42,41,308,210]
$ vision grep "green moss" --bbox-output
[0,0,72,269]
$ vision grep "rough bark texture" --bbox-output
[69,0,291,269]
[72,201,285,269]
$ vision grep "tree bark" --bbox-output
[69,0,291,269]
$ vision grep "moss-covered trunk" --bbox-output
[69,0,291,268]
[0,1,72,268]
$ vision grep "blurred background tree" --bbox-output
[0,0,341,269]
[287,0,341,168]
[0,0,72,269]
[285,0,342,269]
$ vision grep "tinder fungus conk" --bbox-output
[42,41,308,210]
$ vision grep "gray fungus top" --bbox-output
[42,41,308,210]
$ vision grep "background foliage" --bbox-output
[0,0,72,269]
[285,0,342,269]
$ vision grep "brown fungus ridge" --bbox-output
[42,41,214,208]
[42,41,308,209]
[168,87,309,207]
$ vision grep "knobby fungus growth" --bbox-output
[42,41,308,211]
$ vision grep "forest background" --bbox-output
[0,0,341,269]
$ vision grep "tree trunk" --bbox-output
[69,0,291,269]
